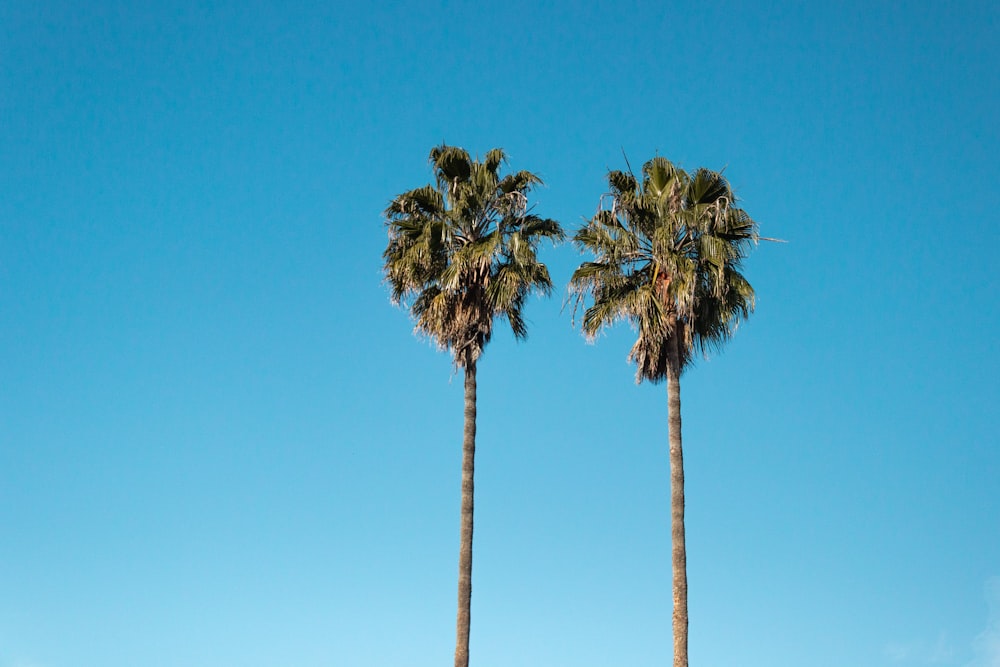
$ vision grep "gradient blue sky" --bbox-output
[2,1,998,666]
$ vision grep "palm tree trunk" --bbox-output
[667,336,688,667]
[454,360,476,667]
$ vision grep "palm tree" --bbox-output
[383,144,564,667]
[569,156,757,667]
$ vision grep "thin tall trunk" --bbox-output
[454,360,476,667]
[667,336,688,667]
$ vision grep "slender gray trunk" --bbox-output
[454,361,476,667]
[667,336,688,667]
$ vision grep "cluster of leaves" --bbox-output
[383,145,564,368]
[384,147,758,380]
[569,156,758,382]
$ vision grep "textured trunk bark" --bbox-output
[454,361,476,667]
[667,336,688,667]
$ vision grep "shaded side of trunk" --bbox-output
[454,361,476,667]
[667,335,688,667]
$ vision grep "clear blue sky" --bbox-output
[2,1,998,666]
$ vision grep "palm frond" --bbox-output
[607,170,637,196]
[483,148,507,175]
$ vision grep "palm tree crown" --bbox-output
[384,145,564,368]
[570,156,758,379]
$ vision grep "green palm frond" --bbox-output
[483,148,507,174]
[430,145,472,187]
[498,169,542,196]
[607,170,638,197]
[517,215,564,246]
[386,185,446,218]
[687,168,730,206]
